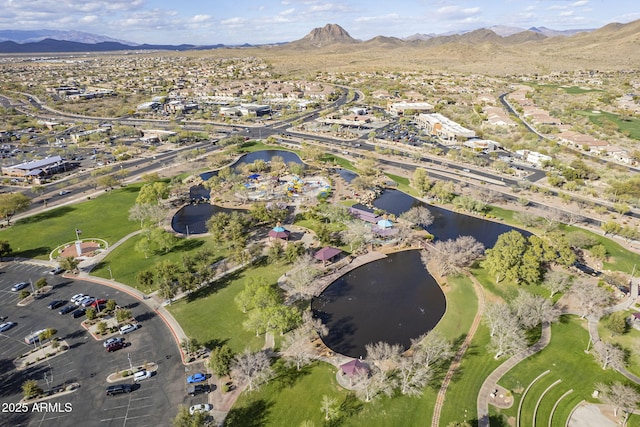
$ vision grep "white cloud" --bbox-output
[570,0,589,6]
[355,13,401,24]
[192,15,212,23]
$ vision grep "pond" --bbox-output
[360,188,526,248]
[172,150,304,234]
[311,250,446,359]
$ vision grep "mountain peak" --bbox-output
[296,23,357,47]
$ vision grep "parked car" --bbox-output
[59,190,71,196]
[106,384,132,396]
[70,294,86,304]
[119,324,139,335]
[187,384,210,396]
[91,298,107,308]
[187,373,207,384]
[103,337,124,348]
[77,296,94,306]
[58,305,75,315]
[106,341,126,352]
[81,297,96,307]
[11,282,29,292]
[0,321,16,332]
[49,266,64,275]
[133,370,151,382]
[189,403,212,415]
[72,308,86,318]
[47,300,66,310]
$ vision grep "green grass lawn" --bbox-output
[496,316,627,425]
[226,360,350,427]
[166,259,290,352]
[577,110,640,141]
[91,234,228,290]
[0,184,141,259]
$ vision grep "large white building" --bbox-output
[416,113,476,144]
[388,101,434,116]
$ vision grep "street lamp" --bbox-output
[107,266,113,280]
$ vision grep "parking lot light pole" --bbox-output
[127,353,133,372]
[107,266,113,281]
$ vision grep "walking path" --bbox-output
[432,272,486,427]
[477,278,639,426]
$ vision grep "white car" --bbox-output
[133,370,151,382]
[189,403,212,415]
[103,337,124,348]
[119,324,139,335]
[70,294,86,304]
[0,321,16,332]
[77,296,94,306]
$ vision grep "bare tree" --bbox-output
[400,205,434,228]
[341,220,373,252]
[484,306,527,359]
[283,328,314,371]
[396,354,432,397]
[422,236,484,277]
[412,331,453,368]
[596,381,640,423]
[365,341,402,375]
[231,349,274,392]
[483,303,513,337]
[513,211,539,227]
[285,254,320,299]
[569,280,612,319]
[301,310,328,339]
[542,270,573,298]
[354,367,395,403]
[511,289,561,329]
[592,341,625,370]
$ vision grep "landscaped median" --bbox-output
[14,338,70,370]
[106,362,158,383]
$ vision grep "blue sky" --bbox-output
[1,0,638,45]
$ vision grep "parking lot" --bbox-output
[0,261,193,426]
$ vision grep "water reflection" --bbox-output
[312,251,446,359]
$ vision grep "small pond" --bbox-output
[312,250,446,359]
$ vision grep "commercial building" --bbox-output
[416,113,476,144]
[2,155,67,178]
[388,101,434,116]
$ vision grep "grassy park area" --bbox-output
[0,184,141,259]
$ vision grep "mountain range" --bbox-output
[0,20,638,75]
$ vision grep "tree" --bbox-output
[96,174,120,190]
[284,328,314,371]
[86,307,97,320]
[172,405,207,427]
[34,277,47,291]
[209,344,235,377]
[423,236,484,277]
[231,349,274,391]
[22,379,42,399]
[115,308,132,323]
[412,330,453,369]
[487,315,527,359]
[400,205,434,228]
[96,321,107,334]
[0,240,12,258]
[136,181,169,205]
[411,168,431,196]
[483,230,528,283]
[605,312,628,337]
[542,270,572,298]
[396,353,432,396]
[365,341,402,375]
[0,192,30,225]
[105,299,117,312]
[129,203,167,228]
[320,395,339,421]
[136,270,155,291]
[569,280,612,319]
[354,367,395,402]
[596,382,640,423]
[59,256,80,272]
[593,341,625,370]
[511,289,561,329]
[285,254,320,299]
[149,227,177,254]
[483,303,513,337]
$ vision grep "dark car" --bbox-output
[187,384,210,396]
[47,300,66,310]
[574,262,600,277]
[106,341,127,352]
[72,308,86,318]
[58,305,75,315]
[106,384,132,396]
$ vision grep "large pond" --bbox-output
[311,250,445,359]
